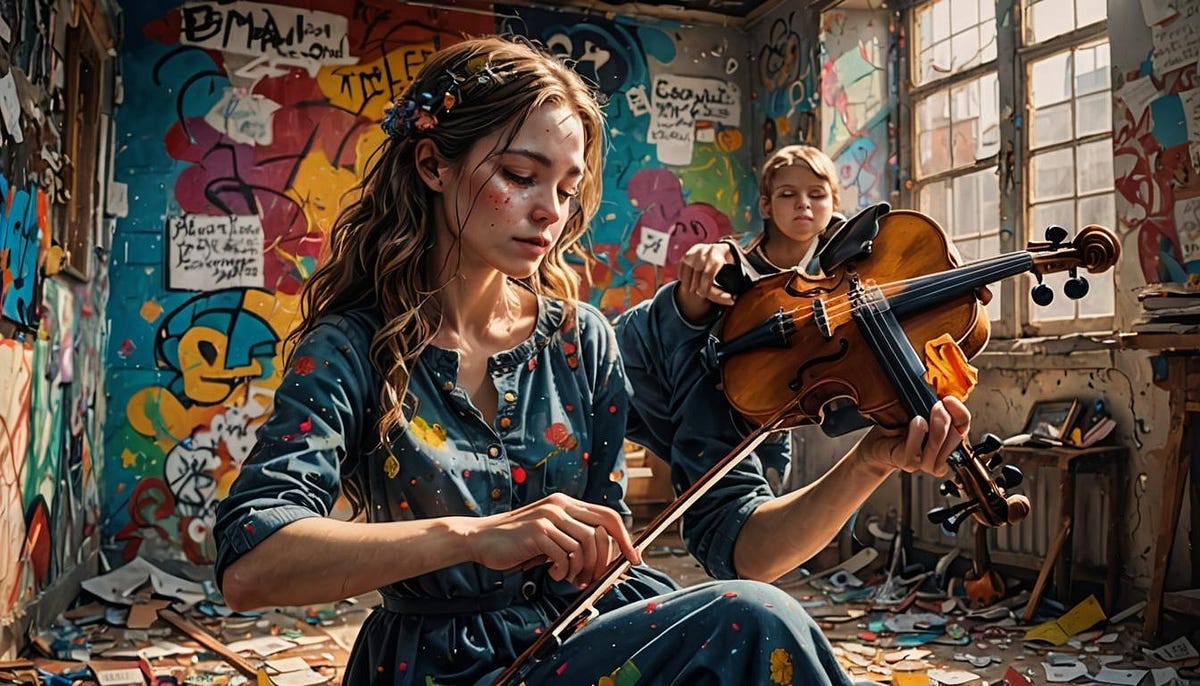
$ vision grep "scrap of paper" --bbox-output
[1024,595,1106,645]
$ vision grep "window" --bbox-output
[1025,39,1115,324]
[908,0,1112,336]
[910,0,1002,322]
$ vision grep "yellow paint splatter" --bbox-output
[770,647,794,684]
[411,416,447,448]
[384,454,400,479]
[121,449,138,469]
[140,300,163,323]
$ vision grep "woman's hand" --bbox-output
[858,396,971,478]
[675,242,736,323]
[460,493,642,588]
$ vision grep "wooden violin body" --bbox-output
[720,211,991,431]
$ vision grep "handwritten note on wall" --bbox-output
[1151,4,1200,76]
[648,75,740,166]
[167,214,264,291]
[179,1,356,75]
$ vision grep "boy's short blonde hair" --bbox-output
[760,145,840,209]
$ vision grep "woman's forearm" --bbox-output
[733,440,895,582]
[220,516,475,610]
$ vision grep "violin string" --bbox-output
[777,255,1024,323]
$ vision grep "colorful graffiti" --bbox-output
[819,10,893,210]
[0,176,47,329]
[755,10,820,156]
[104,1,493,564]
[1113,64,1200,283]
[499,5,754,314]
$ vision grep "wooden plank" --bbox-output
[158,609,258,677]
[1024,516,1072,623]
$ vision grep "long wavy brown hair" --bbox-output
[288,37,605,506]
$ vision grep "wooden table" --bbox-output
[1118,333,1200,641]
[998,443,1126,612]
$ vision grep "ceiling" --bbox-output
[605,0,777,18]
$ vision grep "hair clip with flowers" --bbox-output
[381,72,463,142]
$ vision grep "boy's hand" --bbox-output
[675,242,736,323]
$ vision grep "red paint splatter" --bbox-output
[299,418,312,432]
[645,601,658,613]
[732,623,740,631]
[293,356,316,375]
[563,342,577,355]
[608,405,618,414]
[398,662,407,672]
[528,359,537,371]
[565,404,575,412]
[244,523,255,534]
[723,591,738,598]
[512,466,527,484]
[556,662,568,676]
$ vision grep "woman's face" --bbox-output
[760,164,835,248]
[438,101,587,280]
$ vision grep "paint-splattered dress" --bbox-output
[214,294,852,686]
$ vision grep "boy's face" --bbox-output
[441,102,586,279]
[760,164,835,249]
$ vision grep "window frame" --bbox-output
[900,0,1112,340]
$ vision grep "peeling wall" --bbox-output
[0,0,113,658]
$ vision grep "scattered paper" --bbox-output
[92,668,144,686]
[1152,667,1180,685]
[1152,12,1200,76]
[0,16,10,42]
[1151,635,1198,662]
[80,557,158,605]
[227,635,297,657]
[1043,659,1089,682]
[266,657,311,674]
[262,669,332,686]
[1095,667,1150,685]
[927,669,978,685]
[0,70,23,144]
[1024,595,1106,645]
[126,598,172,629]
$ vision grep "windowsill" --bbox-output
[974,331,1120,370]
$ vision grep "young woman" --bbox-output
[215,39,967,685]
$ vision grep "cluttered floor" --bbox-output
[3,524,1195,686]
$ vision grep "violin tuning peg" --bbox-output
[1064,276,1089,300]
[996,464,1024,489]
[927,500,976,533]
[1031,283,1054,306]
[971,433,1003,456]
[939,480,960,497]
[1045,225,1069,245]
[987,454,1003,471]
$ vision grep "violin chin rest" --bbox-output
[1005,494,1032,524]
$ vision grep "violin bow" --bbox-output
[491,404,793,686]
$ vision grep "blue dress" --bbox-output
[214,291,851,685]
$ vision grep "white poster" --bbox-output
[179,1,356,75]
[635,226,670,267]
[167,214,265,291]
[1174,195,1200,268]
[648,75,740,166]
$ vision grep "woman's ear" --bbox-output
[758,194,771,220]
[414,139,447,193]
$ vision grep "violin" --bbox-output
[712,206,1120,533]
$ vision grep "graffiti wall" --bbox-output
[103,0,758,564]
[0,0,112,654]
[1109,0,1200,284]
[818,9,895,211]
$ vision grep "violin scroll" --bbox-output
[927,433,1031,534]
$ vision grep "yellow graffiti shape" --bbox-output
[317,42,436,115]
[178,326,264,406]
[285,150,359,239]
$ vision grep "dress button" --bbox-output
[442,381,454,392]
[499,417,512,429]
[491,488,504,500]
[504,391,516,402]
[488,445,501,457]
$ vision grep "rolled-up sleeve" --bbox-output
[615,284,777,580]
[213,316,375,590]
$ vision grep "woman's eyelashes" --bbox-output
[502,169,579,202]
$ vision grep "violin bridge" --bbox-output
[813,298,832,338]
